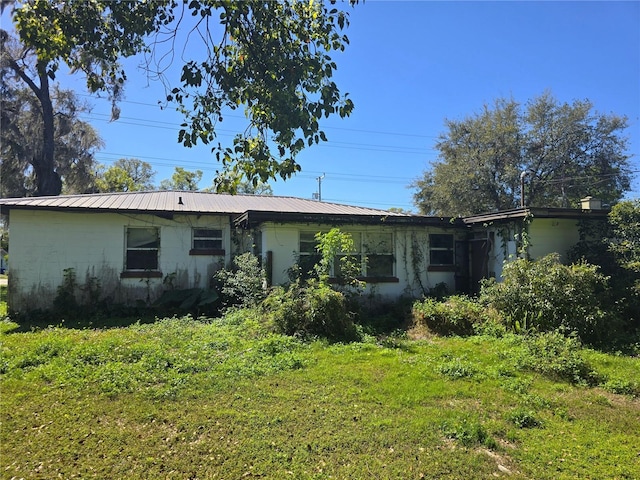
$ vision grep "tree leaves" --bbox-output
[8,0,356,194]
[413,93,631,216]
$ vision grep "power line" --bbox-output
[78,93,439,140]
[82,112,437,155]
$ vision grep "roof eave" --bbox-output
[234,210,463,228]
[463,206,611,225]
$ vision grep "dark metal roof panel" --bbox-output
[463,206,610,225]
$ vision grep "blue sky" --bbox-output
[33,1,640,210]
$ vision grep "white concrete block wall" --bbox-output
[260,222,457,300]
[8,210,229,311]
[527,218,580,263]
[8,211,461,311]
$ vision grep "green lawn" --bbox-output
[1,312,638,479]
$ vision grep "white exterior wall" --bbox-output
[8,210,464,311]
[527,218,580,263]
[260,222,459,299]
[8,210,230,311]
[489,217,581,280]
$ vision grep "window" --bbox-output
[299,231,395,281]
[125,227,159,271]
[298,232,322,276]
[429,234,454,265]
[363,232,394,277]
[190,228,224,255]
[334,232,362,279]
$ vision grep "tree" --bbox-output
[1,80,103,197]
[4,0,355,195]
[237,181,273,196]
[1,0,162,195]
[608,199,640,274]
[159,167,202,191]
[203,173,273,194]
[95,158,156,193]
[413,92,631,216]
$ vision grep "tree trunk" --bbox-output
[33,62,62,196]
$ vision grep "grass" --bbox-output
[1,310,639,479]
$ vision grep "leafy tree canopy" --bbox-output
[413,92,631,216]
[4,0,356,195]
[608,199,640,274]
[95,158,156,193]
[159,167,202,191]
[0,80,103,197]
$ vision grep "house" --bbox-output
[0,191,466,311]
[462,196,610,292]
[0,191,610,312]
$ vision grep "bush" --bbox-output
[412,295,488,336]
[213,253,266,310]
[515,332,598,385]
[479,254,617,344]
[262,280,357,341]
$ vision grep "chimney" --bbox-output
[580,196,601,210]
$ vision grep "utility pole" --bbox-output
[520,171,529,207]
[316,173,325,202]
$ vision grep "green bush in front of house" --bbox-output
[262,280,357,341]
[479,253,620,345]
[412,295,492,336]
[212,252,266,310]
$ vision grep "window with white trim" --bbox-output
[299,231,395,280]
[334,232,362,278]
[298,232,322,276]
[429,234,454,266]
[363,232,394,277]
[190,228,224,255]
[125,227,160,271]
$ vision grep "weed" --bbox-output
[602,378,639,397]
[507,409,542,429]
[441,416,496,449]
[515,332,599,385]
[437,357,478,379]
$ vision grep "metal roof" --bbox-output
[0,191,413,218]
[463,206,611,225]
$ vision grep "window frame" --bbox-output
[428,233,455,270]
[362,232,395,280]
[121,227,161,278]
[189,228,225,256]
[298,230,397,283]
[298,231,323,278]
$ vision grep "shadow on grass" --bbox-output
[2,310,162,333]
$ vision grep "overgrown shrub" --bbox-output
[356,296,414,335]
[515,332,598,385]
[213,253,266,310]
[262,280,357,341]
[479,254,617,344]
[412,295,489,336]
[153,288,219,315]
